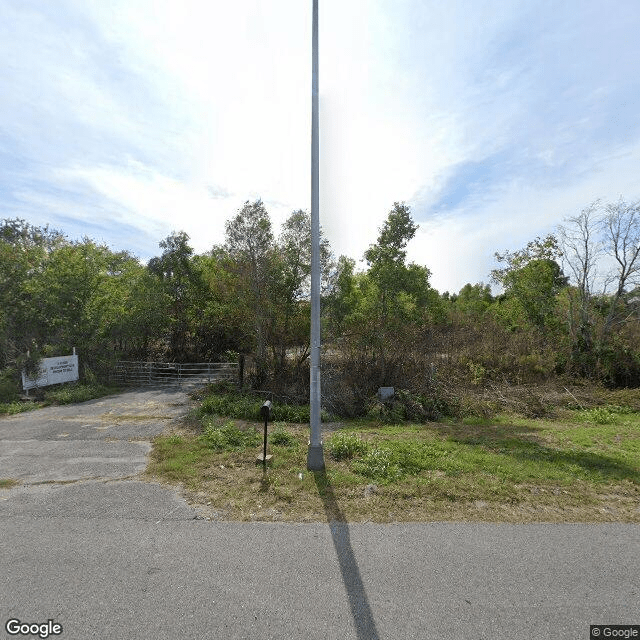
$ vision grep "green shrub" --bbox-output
[206,380,237,394]
[271,403,310,423]
[328,432,370,460]
[199,391,329,423]
[199,394,260,420]
[43,383,113,405]
[82,365,98,385]
[0,369,20,403]
[199,422,261,451]
[269,425,299,448]
[579,406,618,424]
[366,398,404,423]
[352,447,402,481]
[366,390,457,423]
[0,401,35,415]
[467,361,487,385]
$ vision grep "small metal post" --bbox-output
[262,415,268,470]
[259,400,272,468]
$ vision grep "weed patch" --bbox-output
[200,421,261,451]
[43,383,116,405]
[328,432,370,460]
[578,406,621,424]
[352,447,402,481]
[269,424,299,448]
[0,384,118,415]
[0,401,36,415]
[198,391,325,423]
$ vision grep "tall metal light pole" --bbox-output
[307,0,324,471]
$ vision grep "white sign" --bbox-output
[22,355,79,390]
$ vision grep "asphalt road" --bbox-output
[1,387,638,640]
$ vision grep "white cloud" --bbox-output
[2,0,639,294]
[408,139,640,294]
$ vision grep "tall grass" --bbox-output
[198,390,329,423]
[0,383,117,415]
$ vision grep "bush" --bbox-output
[199,393,262,420]
[366,398,404,423]
[199,390,329,423]
[43,383,114,405]
[199,422,261,451]
[579,407,619,424]
[352,447,402,481]
[269,425,299,448]
[271,403,310,423]
[0,368,20,403]
[206,380,237,394]
[365,389,458,423]
[0,401,34,415]
[328,432,370,460]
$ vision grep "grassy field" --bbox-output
[145,394,640,523]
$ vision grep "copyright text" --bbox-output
[591,626,640,639]
[5,619,63,639]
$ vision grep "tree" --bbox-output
[0,219,64,370]
[264,209,335,375]
[224,199,274,383]
[193,249,255,361]
[557,202,603,365]
[358,203,436,383]
[454,283,493,317]
[600,197,640,337]
[326,255,358,337]
[557,198,640,379]
[364,202,419,313]
[491,234,567,329]
[89,251,168,360]
[148,231,199,360]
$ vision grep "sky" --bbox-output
[1,0,639,294]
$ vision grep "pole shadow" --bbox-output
[314,472,381,640]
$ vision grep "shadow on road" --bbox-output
[314,471,380,640]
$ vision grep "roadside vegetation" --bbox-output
[0,383,118,415]
[145,383,640,523]
[3,197,640,410]
[3,198,640,521]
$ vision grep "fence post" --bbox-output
[239,354,245,390]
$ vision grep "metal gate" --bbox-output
[110,361,238,387]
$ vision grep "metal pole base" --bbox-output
[306,443,325,471]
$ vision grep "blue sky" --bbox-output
[1,0,639,294]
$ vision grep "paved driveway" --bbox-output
[0,387,198,523]
[1,388,639,640]
[0,387,190,484]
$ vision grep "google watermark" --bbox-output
[591,626,639,639]
[5,619,63,639]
